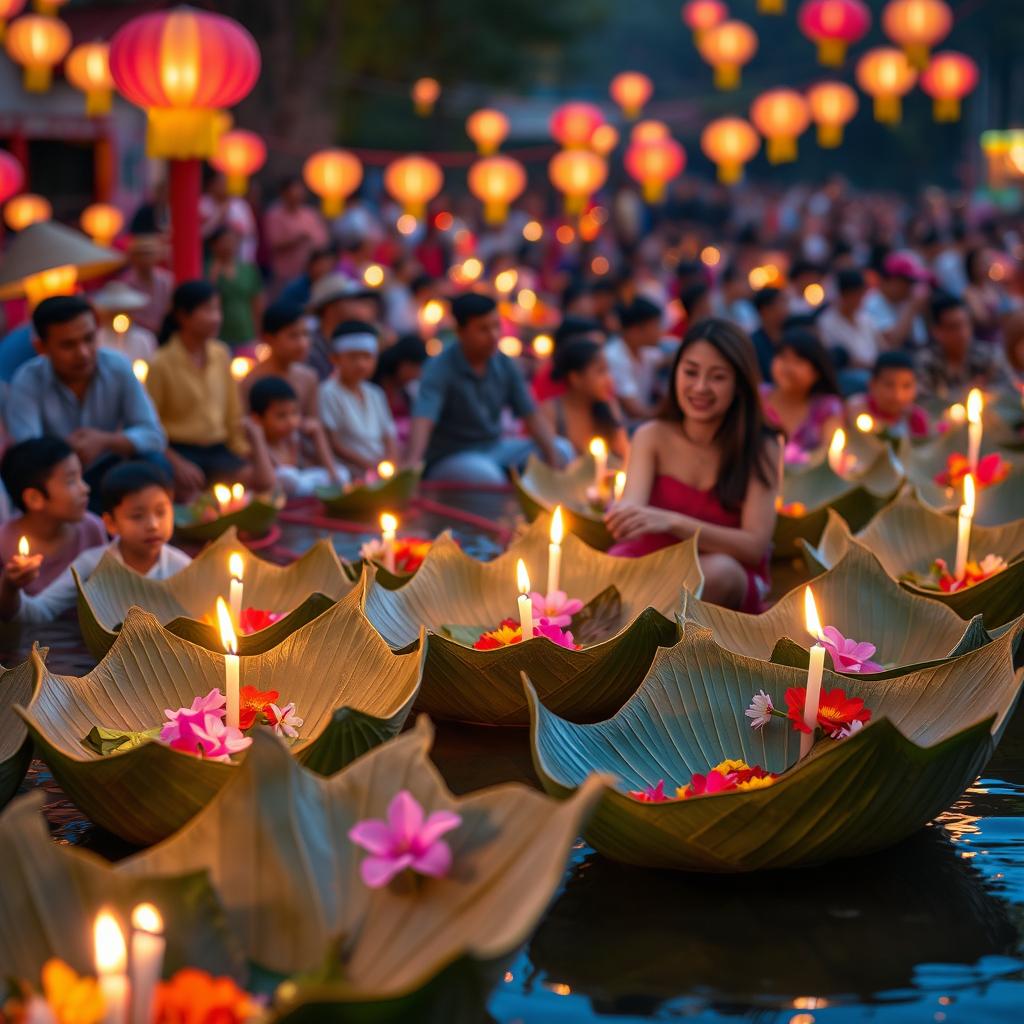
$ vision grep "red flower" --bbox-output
[934,452,1011,489]
[394,538,433,574]
[473,619,523,650]
[238,607,284,635]
[679,769,739,798]
[785,686,872,738]
[238,685,279,730]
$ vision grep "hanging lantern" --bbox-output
[681,1,728,45]
[384,154,444,219]
[65,41,114,116]
[412,77,440,116]
[855,47,917,124]
[550,102,605,149]
[609,71,654,120]
[750,89,811,164]
[590,124,620,156]
[4,193,51,231]
[468,155,527,225]
[0,1,26,42]
[548,150,608,216]
[758,0,786,12]
[4,13,70,92]
[80,203,125,247]
[466,109,509,155]
[33,0,68,13]
[0,150,24,205]
[631,120,670,146]
[211,130,267,196]
[700,117,760,184]
[881,0,952,70]
[798,0,872,67]
[697,20,758,90]
[920,51,978,122]
[806,81,859,146]
[624,138,686,203]
[302,148,363,216]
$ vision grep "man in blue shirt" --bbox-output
[405,293,568,483]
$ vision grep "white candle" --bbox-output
[213,484,232,516]
[380,513,398,574]
[547,506,564,595]
[827,428,848,476]
[613,471,626,502]
[14,535,30,568]
[954,472,976,581]
[517,559,534,640]
[228,552,244,624]
[130,903,165,1024]
[216,597,240,729]
[801,587,826,760]
[966,387,983,476]
[588,437,608,492]
[231,482,245,509]
[94,911,128,1024]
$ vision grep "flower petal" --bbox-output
[410,840,453,878]
[418,809,462,846]
[361,853,411,889]
[386,790,423,847]
[349,819,395,856]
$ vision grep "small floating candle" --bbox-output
[517,559,534,640]
[94,911,128,1024]
[547,506,563,595]
[216,597,240,730]
[801,587,825,760]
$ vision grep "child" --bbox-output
[319,323,398,474]
[848,351,931,439]
[0,437,107,597]
[248,376,347,497]
[241,300,320,421]
[0,462,191,622]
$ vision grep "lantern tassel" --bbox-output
[905,44,930,71]
[641,180,665,204]
[321,195,344,217]
[817,40,846,67]
[817,123,844,148]
[483,201,508,225]
[757,0,786,12]
[873,96,902,125]
[934,97,961,123]
[227,173,250,198]
[85,89,113,118]
[23,66,52,93]
[146,108,225,160]
[713,63,741,90]
[767,136,797,164]
[717,162,742,185]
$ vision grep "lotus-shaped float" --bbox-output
[318,466,420,518]
[174,492,283,542]
[0,657,38,809]
[17,587,423,844]
[527,619,1024,872]
[75,528,355,660]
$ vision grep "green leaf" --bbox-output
[174,496,282,542]
[81,725,160,756]
[0,656,39,809]
[317,467,420,518]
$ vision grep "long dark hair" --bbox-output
[659,317,774,511]
[551,338,620,441]
[158,279,218,344]
[775,329,840,397]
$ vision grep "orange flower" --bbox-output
[153,968,259,1024]
[473,618,523,650]
[934,452,1010,489]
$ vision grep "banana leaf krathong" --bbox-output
[0,656,39,809]
[317,466,421,518]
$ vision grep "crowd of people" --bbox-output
[0,169,1021,621]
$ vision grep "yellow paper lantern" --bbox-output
[4,13,70,92]
[881,0,952,70]
[624,138,686,203]
[700,117,761,184]
[0,2,27,43]
[302,149,363,217]
[609,71,654,120]
[631,120,670,146]
[65,41,114,116]
[4,192,51,230]
[211,130,267,196]
[384,154,444,219]
[590,124,620,156]
[855,47,918,124]
[468,155,527,225]
[697,20,759,90]
[548,149,608,216]
[806,81,859,147]
[681,1,728,45]
[750,89,811,164]
[920,51,979,123]
[80,203,124,247]
[466,109,510,155]
[412,77,440,116]
[550,102,605,149]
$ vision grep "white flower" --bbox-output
[834,719,865,740]
[359,538,385,562]
[977,554,1008,578]
[745,690,774,730]
[269,702,304,739]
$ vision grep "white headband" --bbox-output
[332,333,378,355]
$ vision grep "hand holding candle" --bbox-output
[517,559,534,640]
[547,506,564,595]
[380,513,398,574]
[801,587,826,760]
[228,552,244,624]
[966,388,983,476]
[130,903,165,1024]
[216,597,240,729]
[94,910,128,1024]
[954,472,975,581]
[589,437,608,493]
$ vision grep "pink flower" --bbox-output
[681,769,739,798]
[529,590,584,627]
[163,711,252,762]
[534,619,580,650]
[349,791,462,888]
[627,779,672,803]
[266,702,303,739]
[820,626,883,674]
[784,441,810,466]
[160,688,226,744]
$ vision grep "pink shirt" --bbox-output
[0,513,107,595]
[263,202,329,285]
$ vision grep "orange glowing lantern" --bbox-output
[681,0,728,44]
[806,81,859,146]
[466,108,509,155]
[33,0,68,12]
[920,51,978,122]
[4,193,50,231]
[750,89,811,164]
[0,2,26,41]
[468,155,527,224]
[798,0,872,67]
[4,13,70,91]
[590,124,620,156]
[609,71,653,120]
[697,20,758,90]
[758,0,786,12]
[384,155,444,219]
[882,0,952,69]
[624,138,686,203]
[80,203,124,247]
[211,130,267,196]
[548,149,608,216]
[550,102,605,149]
[631,120,670,146]
[856,47,918,124]
[412,77,440,116]
[0,150,24,205]
[65,41,114,116]
[701,117,761,184]
[302,149,363,217]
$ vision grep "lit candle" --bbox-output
[801,587,826,760]
[14,535,30,566]
[855,413,874,433]
[827,428,848,476]
[380,513,398,574]
[213,484,232,516]
[228,552,244,624]
[613,471,626,502]
[216,597,240,730]
[589,437,608,492]
[94,910,128,1024]
[517,559,534,640]
[547,506,564,595]
[231,482,245,509]
[954,472,976,581]
[966,388,983,476]
[131,359,149,384]
[130,903,165,1024]
[947,402,966,425]
[377,460,395,480]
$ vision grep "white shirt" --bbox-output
[603,337,663,405]
[96,323,157,365]
[863,289,927,348]
[16,539,192,623]
[319,378,396,467]
[818,306,881,368]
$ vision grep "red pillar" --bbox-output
[169,157,202,282]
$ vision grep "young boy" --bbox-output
[0,437,107,597]
[319,321,398,473]
[248,376,347,497]
[848,351,931,440]
[0,461,191,622]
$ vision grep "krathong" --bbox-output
[933,451,1010,490]
[173,488,281,543]
[317,465,420,518]
[0,656,38,810]
[360,535,434,575]
[473,618,580,651]
[904,555,1009,594]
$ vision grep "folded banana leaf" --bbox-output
[174,494,283,542]
[0,656,39,809]
[317,467,421,518]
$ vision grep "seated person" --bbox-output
[374,334,428,423]
[241,300,319,421]
[817,269,880,392]
[0,437,107,597]
[319,322,399,474]
[605,319,779,612]
[531,315,605,403]
[248,376,346,497]
[91,281,158,364]
[541,339,628,460]
[405,293,569,484]
[603,297,666,421]
[760,330,844,456]
[0,461,191,622]
[749,286,788,381]
[848,352,931,439]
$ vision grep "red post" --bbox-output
[168,157,202,282]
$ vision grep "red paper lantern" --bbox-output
[610,71,654,120]
[856,47,917,124]
[468,155,527,224]
[384,155,444,219]
[798,0,871,67]
[466,109,510,155]
[4,13,70,91]
[411,77,440,116]
[550,102,605,149]
[750,89,811,164]
[920,51,979,122]
[697,20,759,90]
[0,150,25,205]
[631,120,670,145]
[882,0,952,69]
[548,150,608,215]
[212,130,267,196]
[681,0,727,44]
[806,81,859,146]
[701,117,760,184]
[303,149,364,216]
[625,138,686,203]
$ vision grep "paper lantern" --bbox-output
[466,109,509,155]
[590,124,620,156]
[548,150,608,215]
[920,51,978,122]
[798,0,871,67]
[33,0,68,12]
[681,0,727,44]
[624,138,686,203]
[384,155,443,219]
[697,20,758,90]
[610,71,653,120]
[80,203,124,247]
[109,8,261,159]
[4,192,51,230]
[758,0,786,12]
[211,129,267,196]
[631,120,670,146]
[4,13,70,91]
[882,0,952,69]
[302,148,363,217]
[550,102,605,149]
[700,117,760,184]
[65,41,114,116]
[855,47,917,124]
[750,89,811,164]
[468,155,527,224]
[806,81,859,146]
[412,77,440,116]
[0,1,25,41]
[0,150,24,205]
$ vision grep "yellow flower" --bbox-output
[736,775,777,791]
[713,758,750,774]
[41,959,105,1024]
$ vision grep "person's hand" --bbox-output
[67,427,111,467]
[604,503,679,541]
[3,553,43,592]
[545,445,568,470]
[172,456,205,494]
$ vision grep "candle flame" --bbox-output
[947,402,966,424]
[377,460,395,479]
[230,356,254,381]
[966,388,983,425]
[828,428,846,458]
[550,505,564,545]
[216,596,238,656]
[855,413,874,433]
[613,471,627,501]
[132,359,149,383]
[231,483,245,502]
[131,902,164,935]
[517,558,531,595]
[380,512,398,534]
[17,536,29,558]
[588,437,608,460]
[228,552,244,582]
[804,586,824,642]
[93,911,127,974]
[963,472,976,516]
[213,484,232,509]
